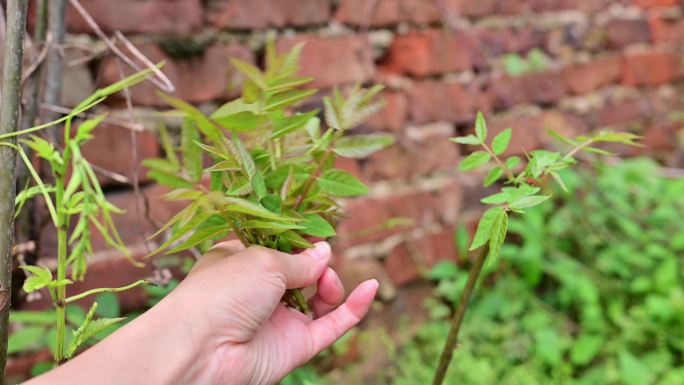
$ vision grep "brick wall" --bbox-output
[27,0,684,311]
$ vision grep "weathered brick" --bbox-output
[562,55,622,95]
[100,43,254,106]
[365,91,408,132]
[65,0,203,35]
[385,227,459,286]
[648,13,684,43]
[381,30,472,77]
[605,18,652,48]
[481,111,546,155]
[471,26,545,67]
[593,99,652,128]
[407,80,485,124]
[337,189,442,247]
[81,122,160,186]
[209,0,330,29]
[276,35,375,89]
[364,123,458,182]
[634,0,680,9]
[488,71,566,110]
[335,0,447,26]
[622,50,680,87]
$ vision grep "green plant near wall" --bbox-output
[390,158,684,385]
[0,68,158,365]
[144,42,394,311]
[432,113,641,385]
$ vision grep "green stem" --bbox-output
[54,224,67,364]
[432,245,489,385]
[54,172,67,365]
[481,142,514,182]
[293,130,342,210]
[64,280,150,304]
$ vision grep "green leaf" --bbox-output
[488,209,508,262]
[317,169,368,197]
[271,111,319,139]
[21,265,53,293]
[181,118,202,182]
[10,310,56,325]
[301,214,336,238]
[571,334,604,365]
[142,158,180,174]
[66,303,125,358]
[483,166,503,187]
[94,292,120,318]
[215,195,294,221]
[252,174,267,200]
[157,92,221,141]
[475,111,487,141]
[505,156,521,169]
[333,134,395,159]
[449,135,480,145]
[470,207,503,251]
[265,89,317,111]
[230,58,266,89]
[279,231,314,249]
[8,326,47,354]
[167,225,229,254]
[147,170,194,189]
[429,261,459,280]
[214,111,260,132]
[491,128,512,155]
[509,195,550,210]
[459,151,491,172]
[618,351,653,385]
[75,114,106,143]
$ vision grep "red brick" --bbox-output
[364,123,458,182]
[65,0,202,35]
[641,123,681,157]
[407,80,485,124]
[488,71,566,110]
[209,0,330,29]
[335,0,447,26]
[483,111,546,155]
[365,91,408,132]
[385,227,459,286]
[81,122,160,187]
[337,189,441,247]
[276,35,375,89]
[622,50,680,87]
[605,18,652,48]
[648,14,684,43]
[471,26,545,67]
[562,55,622,95]
[634,0,680,9]
[594,99,652,128]
[381,30,472,77]
[100,43,254,106]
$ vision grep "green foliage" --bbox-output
[66,302,124,359]
[146,43,393,309]
[390,159,684,385]
[452,114,641,263]
[3,67,161,364]
[502,48,551,76]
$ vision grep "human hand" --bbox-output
[167,240,378,385]
[26,240,376,385]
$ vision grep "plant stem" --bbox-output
[0,0,29,379]
[52,166,69,364]
[481,142,514,181]
[432,245,489,385]
[293,131,342,210]
[54,223,67,364]
[64,280,150,304]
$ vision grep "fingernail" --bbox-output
[308,241,331,260]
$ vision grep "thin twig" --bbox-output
[43,0,67,144]
[432,245,489,385]
[68,0,174,93]
[39,103,146,132]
